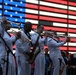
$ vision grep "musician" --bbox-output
[1,16,20,75]
[45,31,67,75]
[0,16,6,75]
[31,25,45,75]
[15,21,32,75]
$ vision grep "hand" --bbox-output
[64,36,70,43]
[66,37,70,42]
[16,31,21,39]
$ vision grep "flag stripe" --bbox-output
[60,46,76,51]
[26,3,38,10]
[26,3,76,17]
[40,6,76,16]
[40,1,67,9]
[26,9,38,14]
[26,13,76,25]
[46,0,76,7]
[26,0,38,4]
[32,24,76,33]
[26,18,76,29]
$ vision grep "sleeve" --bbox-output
[16,40,27,53]
[31,33,38,44]
[3,36,16,44]
[39,37,47,45]
[48,38,65,47]
[9,36,16,43]
[0,25,3,36]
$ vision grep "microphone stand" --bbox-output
[0,34,16,75]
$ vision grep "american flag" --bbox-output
[0,0,76,51]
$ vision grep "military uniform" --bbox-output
[31,32,45,75]
[46,37,66,75]
[3,31,16,75]
[0,21,16,75]
[0,22,6,75]
[15,30,31,75]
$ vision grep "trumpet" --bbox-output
[21,32,32,42]
[54,34,70,38]
[10,29,31,42]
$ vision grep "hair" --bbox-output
[24,21,32,28]
[37,25,44,29]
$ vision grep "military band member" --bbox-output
[0,16,7,75]
[0,16,20,75]
[15,21,32,75]
[31,25,45,75]
[46,32,67,75]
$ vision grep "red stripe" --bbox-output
[45,0,67,5]
[26,14,38,19]
[60,46,67,50]
[32,25,76,33]
[68,29,76,33]
[26,14,76,24]
[60,46,76,51]
[26,3,76,16]
[45,46,76,51]
[70,38,76,42]
[13,45,76,51]
[46,0,76,7]
[39,16,76,24]
[40,6,76,16]
[26,3,38,10]
[60,38,76,42]
[26,14,67,23]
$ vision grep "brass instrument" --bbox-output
[21,32,32,42]
[10,29,31,42]
[27,46,41,64]
[27,33,41,64]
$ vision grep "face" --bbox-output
[38,25,44,33]
[24,22,32,32]
[27,24,32,32]
[45,48,48,54]
[2,16,7,23]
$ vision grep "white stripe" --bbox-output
[26,0,38,4]
[53,22,76,29]
[40,11,76,20]
[40,1,76,11]
[40,11,67,18]
[69,6,76,11]
[69,15,76,20]
[40,1,67,9]
[53,22,67,27]
[26,1,76,20]
[26,9,68,19]
[64,43,76,46]
[55,32,76,37]
[68,33,76,37]
[26,0,76,11]
[26,19,38,24]
[69,24,76,28]
[56,32,66,35]
[26,9,38,14]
